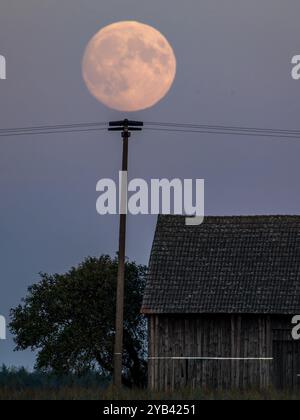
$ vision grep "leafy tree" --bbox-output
[10,255,147,387]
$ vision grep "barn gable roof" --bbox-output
[141,215,300,315]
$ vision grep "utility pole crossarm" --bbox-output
[109,119,144,127]
[108,119,143,132]
[108,127,142,132]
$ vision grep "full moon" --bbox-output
[82,21,176,112]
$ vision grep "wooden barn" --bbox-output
[141,215,300,391]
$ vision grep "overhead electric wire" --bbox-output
[0,127,108,138]
[145,121,300,136]
[1,119,300,141]
[0,121,108,138]
[0,121,108,132]
[143,126,300,140]
[0,121,108,134]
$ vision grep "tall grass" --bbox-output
[1,386,300,400]
[0,365,109,400]
[0,366,299,400]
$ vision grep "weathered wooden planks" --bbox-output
[148,314,299,391]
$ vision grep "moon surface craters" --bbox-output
[82,21,176,111]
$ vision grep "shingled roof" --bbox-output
[141,215,300,315]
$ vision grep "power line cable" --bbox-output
[0,127,107,138]
[0,121,108,134]
[145,121,300,136]
[1,120,300,140]
[143,127,300,140]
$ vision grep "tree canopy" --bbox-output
[10,255,147,387]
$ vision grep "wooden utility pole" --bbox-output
[108,119,143,388]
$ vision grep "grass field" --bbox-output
[1,386,300,400]
[0,367,299,400]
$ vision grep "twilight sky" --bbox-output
[0,0,300,368]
